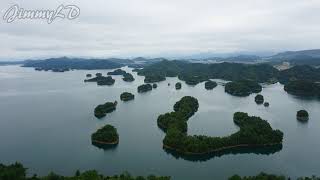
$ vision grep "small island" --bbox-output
[122,73,135,82]
[86,73,92,78]
[120,92,135,101]
[205,80,217,90]
[84,74,115,86]
[94,101,117,118]
[264,102,270,107]
[153,83,158,88]
[175,82,182,90]
[158,96,283,155]
[138,84,153,93]
[297,110,309,121]
[255,94,264,104]
[91,124,119,145]
[107,69,127,75]
[144,75,166,83]
[225,80,262,96]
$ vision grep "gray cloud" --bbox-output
[1,0,320,60]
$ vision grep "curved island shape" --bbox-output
[225,80,262,96]
[91,124,119,145]
[122,73,135,82]
[158,96,283,155]
[284,80,320,97]
[94,101,117,118]
[107,69,127,75]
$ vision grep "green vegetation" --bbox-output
[204,80,217,90]
[144,75,166,83]
[85,74,115,86]
[228,173,286,180]
[86,73,92,77]
[0,162,171,180]
[255,94,264,104]
[175,82,182,90]
[225,80,262,96]
[91,125,119,145]
[158,97,283,155]
[152,84,158,88]
[94,101,117,118]
[107,69,127,75]
[137,60,279,85]
[138,84,153,93]
[297,110,309,121]
[264,102,270,107]
[284,80,320,97]
[279,65,320,84]
[123,73,135,82]
[120,92,135,101]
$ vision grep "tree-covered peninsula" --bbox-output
[225,80,262,96]
[91,124,119,145]
[84,74,115,86]
[94,101,117,118]
[120,92,135,101]
[0,162,171,180]
[205,80,217,90]
[175,82,182,90]
[284,80,320,97]
[158,96,283,155]
[138,84,153,93]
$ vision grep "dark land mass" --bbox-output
[94,101,117,118]
[158,96,283,156]
[225,80,262,96]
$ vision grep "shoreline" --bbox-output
[163,143,282,155]
[92,139,119,145]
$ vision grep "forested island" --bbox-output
[94,101,117,118]
[158,96,283,155]
[0,162,170,180]
[255,94,264,104]
[297,110,309,121]
[136,60,279,85]
[225,80,262,96]
[91,124,119,145]
[84,74,115,86]
[107,69,127,75]
[175,82,182,90]
[144,75,166,83]
[152,83,158,88]
[138,84,153,93]
[284,80,320,97]
[120,92,135,101]
[123,73,135,82]
[204,80,217,90]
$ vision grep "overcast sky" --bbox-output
[1,0,320,60]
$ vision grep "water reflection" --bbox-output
[164,144,283,162]
[91,142,118,151]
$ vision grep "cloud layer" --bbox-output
[1,0,320,60]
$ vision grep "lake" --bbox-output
[0,65,319,179]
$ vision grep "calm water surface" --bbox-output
[0,65,319,179]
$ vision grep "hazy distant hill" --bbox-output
[267,49,320,66]
[23,57,126,70]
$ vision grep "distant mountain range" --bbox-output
[2,49,320,68]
